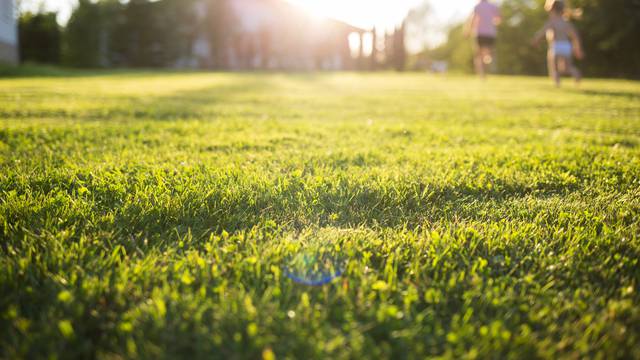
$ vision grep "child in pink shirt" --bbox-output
[465,0,502,78]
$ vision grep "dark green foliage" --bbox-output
[108,0,197,67]
[63,0,200,68]
[1,72,639,358]
[62,0,105,67]
[496,0,548,76]
[572,0,640,79]
[427,24,474,73]
[204,0,234,69]
[18,12,61,64]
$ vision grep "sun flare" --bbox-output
[285,0,422,30]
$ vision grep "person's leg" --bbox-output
[478,37,496,76]
[474,54,480,75]
[480,46,491,69]
[473,41,485,78]
[548,50,560,87]
[557,57,567,74]
[487,44,497,73]
[566,56,582,84]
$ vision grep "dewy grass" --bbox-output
[1,71,639,359]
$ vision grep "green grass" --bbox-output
[1,71,639,359]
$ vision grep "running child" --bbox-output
[465,0,502,78]
[533,0,584,86]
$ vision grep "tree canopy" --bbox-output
[19,11,61,64]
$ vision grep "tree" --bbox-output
[382,23,407,71]
[393,22,407,71]
[572,0,640,78]
[370,27,379,70]
[19,12,61,64]
[427,24,474,73]
[63,0,104,67]
[205,0,235,69]
[496,0,548,76]
[64,0,198,68]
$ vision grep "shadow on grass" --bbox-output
[2,171,581,252]
[575,88,640,101]
[0,64,218,79]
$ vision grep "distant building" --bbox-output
[0,0,18,65]
[188,0,369,70]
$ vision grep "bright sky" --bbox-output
[286,0,479,49]
[288,0,477,30]
[23,0,480,48]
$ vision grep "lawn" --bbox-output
[1,71,639,359]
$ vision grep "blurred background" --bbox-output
[1,0,639,78]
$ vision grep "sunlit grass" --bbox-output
[1,71,639,358]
